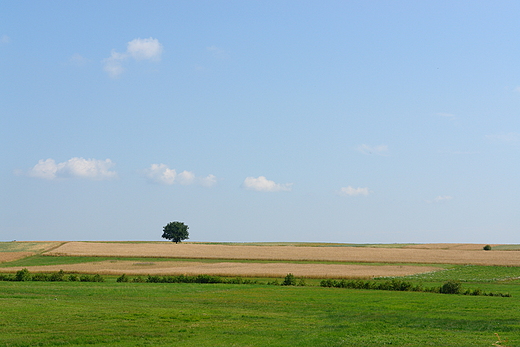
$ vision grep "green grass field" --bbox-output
[1,279,519,347]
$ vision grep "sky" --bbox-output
[1,1,519,243]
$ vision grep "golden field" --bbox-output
[0,252,35,263]
[4,260,441,278]
[2,241,520,278]
[45,241,520,265]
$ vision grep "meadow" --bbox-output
[1,241,520,346]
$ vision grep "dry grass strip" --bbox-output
[0,252,34,263]
[3,261,441,279]
[45,242,520,266]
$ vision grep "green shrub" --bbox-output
[194,274,222,283]
[116,274,129,283]
[31,273,49,281]
[68,274,78,281]
[282,273,296,286]
[79,274,104,282]
[483,245,492,251]
[49,270,65,282]
[92,274,104,282]
[15,268,31,281]
[0,274,14,281]
[439,281,462,294]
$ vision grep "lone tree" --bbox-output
[162,221,189,243]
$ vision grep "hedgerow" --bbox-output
[0,269,512,297]
[319,278,511,297]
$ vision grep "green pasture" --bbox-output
[1,279,519,347]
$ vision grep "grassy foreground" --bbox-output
[1,279,519,346]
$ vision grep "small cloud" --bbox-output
[103,37,163,78]
[207,46,228,59]
[356,144,388,156]
[127,37,163,61]
[434,195,453,202]
[176,170,195,185]
[338,186,370,197]
[242,176,292,192]
[103,50,126,78]
[485,132,520,144]
[0,34,10,45]
[144,164,216,187]
[200,174,217,187]
[69,53,89,67]
[27,158,117,180]
[426,195,453,203]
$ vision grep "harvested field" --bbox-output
[0,241,63,253]
[402,243,499,250]
[0,252,34,263]
[45,242,520,266]
[3,261,441,278]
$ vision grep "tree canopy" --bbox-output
[162,221,189,243]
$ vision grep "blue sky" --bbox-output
[1,1,519,243]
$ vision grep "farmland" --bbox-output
[1,241,520,346]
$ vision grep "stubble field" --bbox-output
[3,241,520,278]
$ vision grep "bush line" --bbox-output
[319,278,512,297]
[0,269,104,282]
[0,269,512,297]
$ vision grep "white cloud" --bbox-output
[200,174,217,187]
[103,37,163,78]
[27,158,117,180]
[144,164,216,187]
[1,35,10,44]
[103,50,126,78]
[144,164,176,185]
[338,186,370,197]
[27,159,59,179]
[127,38,163,61]
[177,170,195,185]
[242,176,292,192]
[356,144,388,156]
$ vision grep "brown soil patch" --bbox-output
[0,252,34,263]
[45,242,520,266]
[4,261,440,279]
